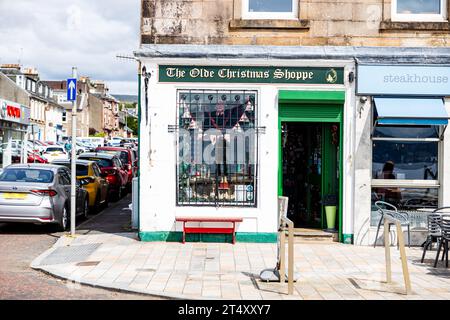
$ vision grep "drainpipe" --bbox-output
[137,60,141,233]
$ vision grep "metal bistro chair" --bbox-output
[374,201,411,248]
[434,213,450,268]
[420,213,442,263]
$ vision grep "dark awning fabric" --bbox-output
[374,97,449,126]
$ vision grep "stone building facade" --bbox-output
[141,0,450,47]
[136,0,450,246]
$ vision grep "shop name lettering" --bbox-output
[384,73,449,84]
[7,106,21,118]
[165,67,315,81]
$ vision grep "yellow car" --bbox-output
[52,159,109,213]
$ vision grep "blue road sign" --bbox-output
[67,78,77,102]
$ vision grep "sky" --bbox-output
[0,0,140,95]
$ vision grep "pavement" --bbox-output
[30,201,450,300]
[0,194,161,300]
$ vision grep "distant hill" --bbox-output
[111,94,138,104]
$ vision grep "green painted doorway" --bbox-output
[278,90,344,241]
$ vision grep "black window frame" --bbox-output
[175,89,259,208]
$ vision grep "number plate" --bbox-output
[3,193,27,200]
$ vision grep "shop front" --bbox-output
[0,98,31,168]
[354,64,450,246]
[136,47,356,243]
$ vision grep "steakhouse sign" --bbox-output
[159,65,344,85]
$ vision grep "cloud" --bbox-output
[0,0,140,94]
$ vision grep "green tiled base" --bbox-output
[343,233,353,244]
[139,231,277,243]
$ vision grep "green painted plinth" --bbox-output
[138,231,277,243]
[343,234,354,244]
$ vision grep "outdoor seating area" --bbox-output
[374,201,450,269]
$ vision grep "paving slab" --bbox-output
[31,232,450,300]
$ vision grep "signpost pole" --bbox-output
[70,68,77,237]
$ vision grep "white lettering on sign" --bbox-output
[383,74,449,84]
[166,67,185,79]
[273,69,314,81]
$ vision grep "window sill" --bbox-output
[380,20,450,31]
[229,19,310,30]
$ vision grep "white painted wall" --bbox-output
[138,58,355,237]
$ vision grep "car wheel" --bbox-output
[56,206,69,232]
[117,186,122,200]
[103,190,109,208]
[83,197,89,219]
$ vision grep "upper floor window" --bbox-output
[392,0,447,22]
[242,0,298,20]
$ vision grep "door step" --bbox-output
[292,228,338,243]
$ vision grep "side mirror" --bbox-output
[77,178,89,186]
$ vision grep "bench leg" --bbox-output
[232,222,236,245]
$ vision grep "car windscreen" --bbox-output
[81,157,113,168]
[97,150,129,164]
[56,163,89,176]
[0,169,54,183]
[46,147,65,153]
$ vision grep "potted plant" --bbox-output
[323,194,337,231]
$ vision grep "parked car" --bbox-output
[107,137,123,147]
[27,151,48,164]
[0,164,89,231]
[75,142,88,154]
[52,159,109,213]
[78,152,128,200]
[77,137,106,148]
[42,146,68,162]
[29,140,48,153]
[95,147,137,189]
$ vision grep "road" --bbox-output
[0,194,161,300]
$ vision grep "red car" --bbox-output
[78,152,128,200]
[27,151,48,163]
[11,152,48,164]
[95,147,137,190]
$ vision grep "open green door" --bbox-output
[278,90,345,242]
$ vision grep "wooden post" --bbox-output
[287,220,294,295]
[395,221,412,295]
[384,219,392,284]
[383,215,412,295]
[279,228,286,285]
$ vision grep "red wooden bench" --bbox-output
[175,216,243,244]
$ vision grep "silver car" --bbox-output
[0,163,89,231]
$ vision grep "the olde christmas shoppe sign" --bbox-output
[159,65,344,85]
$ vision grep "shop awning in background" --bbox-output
[374,98,449,126]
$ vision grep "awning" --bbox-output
[374,97,449,126]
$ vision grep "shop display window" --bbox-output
[176,90,258,207]
[371,187,438,228]
[372,140,438,180]
[371,124,441,228]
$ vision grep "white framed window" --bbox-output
[392,0,447,22]
[242,0,298,20]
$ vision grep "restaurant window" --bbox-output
[242,0,298,20]
[392,0,447,22]
[176,89,258,207]
[371,124,440,227]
